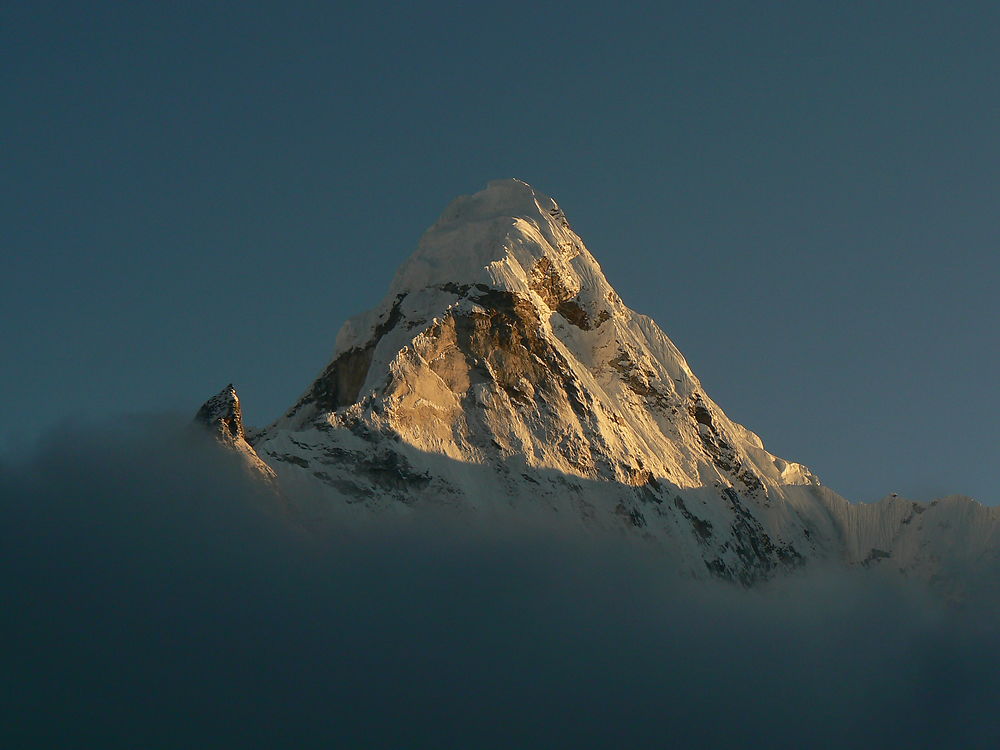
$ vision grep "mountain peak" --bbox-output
[195,383,277,482]
[429,178,560,230]
[384,178,577,299]
[274,179,800,496]
[195,383,244,441]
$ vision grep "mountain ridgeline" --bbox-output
[199,179,997,591]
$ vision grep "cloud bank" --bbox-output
[2,418,999,749]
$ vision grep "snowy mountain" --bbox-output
[200,179,997,590]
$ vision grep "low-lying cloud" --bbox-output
[2,417,999,749]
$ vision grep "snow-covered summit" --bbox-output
[276,179,804,489]
[333,177,626,357]
[431,177,554,230]
[386,178,578,292]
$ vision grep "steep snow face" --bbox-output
[240,179,992,589]
[825,492,1000,591]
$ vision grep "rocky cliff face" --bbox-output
[197,179,997,591]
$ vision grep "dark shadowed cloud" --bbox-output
[2,417,999,749]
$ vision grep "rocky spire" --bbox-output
[195,384,276,483]
[195,384,245,442]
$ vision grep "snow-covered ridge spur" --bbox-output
[198,179,997,592]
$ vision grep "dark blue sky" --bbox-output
[2,1,997,503]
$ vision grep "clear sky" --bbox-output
[2,1,997,504]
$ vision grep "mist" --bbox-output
[2,418,998,749]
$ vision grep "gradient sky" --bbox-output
[2,1,997,504]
